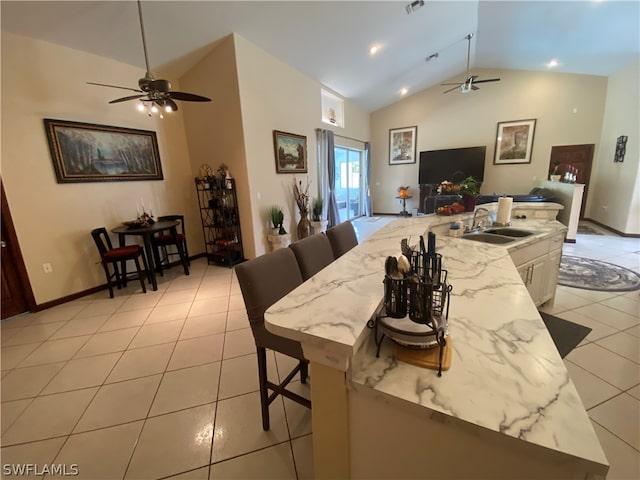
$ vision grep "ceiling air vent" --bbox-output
[405,0,425,14]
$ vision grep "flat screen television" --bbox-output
[418,146,486,185]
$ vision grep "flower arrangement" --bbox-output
[293,176,311,212]
[437,181,461,194]
[397,186,410,199]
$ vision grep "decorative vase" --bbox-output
[297,209,312,240]
[550,175,561,182]
[462,194,477,213]
[267,233,291,251]
[310,220,329,234]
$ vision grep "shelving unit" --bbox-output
[194,177,245,267]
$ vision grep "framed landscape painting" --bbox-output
[493,119,536,165]
[389,126,417,165]
[44,119,163,183]
[273,130,307,173]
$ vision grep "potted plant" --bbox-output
[266,205,291,250]
[459,176,481,212]
[310,197,328,233]
[267,205,286,235]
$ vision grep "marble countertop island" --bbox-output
[265,206,608,476]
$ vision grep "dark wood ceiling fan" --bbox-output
[87,0,211,112]
[441,34,500,94]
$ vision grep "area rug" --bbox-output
[577,224,603,235]
[539,311,592,358]
[558,255,640,292]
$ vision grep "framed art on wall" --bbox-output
[273,130,307,173]
[44,119,162,183]
[389,126,417,165]
[493,119,536,165]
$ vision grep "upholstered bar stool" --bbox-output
[289,233,335,280]
[326,220,358,259]
[235,248,311,430]
[91,227,148,298]
[152,214,189,276]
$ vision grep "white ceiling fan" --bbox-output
[441,34,500,94]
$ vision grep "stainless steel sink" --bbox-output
[460,233,515,244]
[484,228,534,238]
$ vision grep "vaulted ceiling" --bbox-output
[2,1,638,111]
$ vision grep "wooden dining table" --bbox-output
[112,220,189,291]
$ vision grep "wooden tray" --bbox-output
[394,338,452,372]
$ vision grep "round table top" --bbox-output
[111,219,178,234]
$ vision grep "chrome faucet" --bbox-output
[469,208,489,232]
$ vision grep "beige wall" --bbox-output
[370,68,607,214]
[587,60,640,234]
[179,35,248,257]
[233,34,370,257]
[1,32,194,304]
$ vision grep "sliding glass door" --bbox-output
[334,146,363,222]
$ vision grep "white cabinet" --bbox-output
[539,181,584,242]
[517,257,547,305]
[542,250,562,304]
[509,231,565,306]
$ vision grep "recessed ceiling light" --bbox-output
[369,45,379,55]
[400,88,408,96]
[548,58,559,68]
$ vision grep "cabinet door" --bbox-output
[518,256,547,306]
[541,250,562,304]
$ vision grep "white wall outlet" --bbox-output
[42,263,53,273]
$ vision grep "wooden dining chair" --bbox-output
[91,227,148,298]
[289,233,335,280]
[151,215,189,276]
[235,248,311,431]
[326,220,359,259]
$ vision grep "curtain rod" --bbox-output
[316,128,366,144]
[334,133,366,144]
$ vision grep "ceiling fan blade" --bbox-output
[471,85,480,90]
[443,85,460,94]
[109,94,147,104]
[440,82,463,86]
[168,91,212,102]
[473,78,501,84]
[87,82,142,93]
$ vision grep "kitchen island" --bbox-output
[265,205,608,479]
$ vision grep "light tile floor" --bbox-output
[1,219,638,479]
[540,221,640,479]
